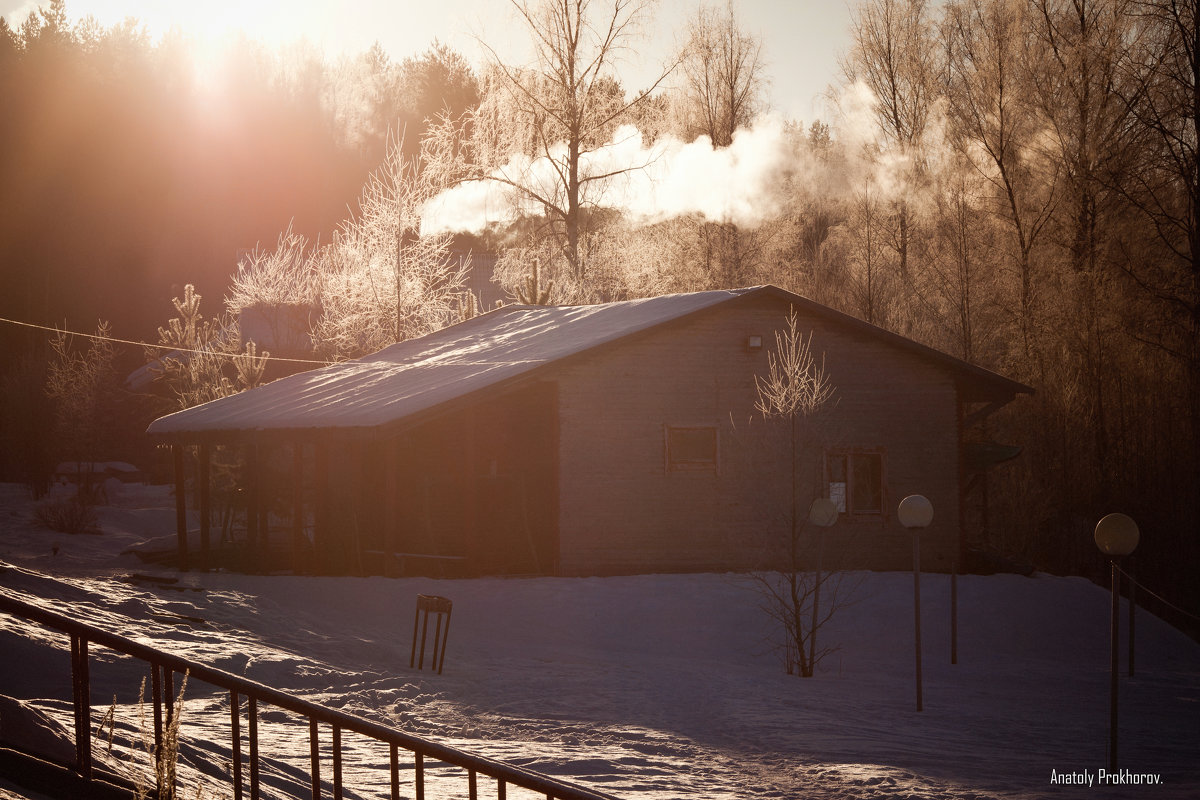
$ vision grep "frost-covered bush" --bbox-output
[34,497,99,535]
[151,285,269,410]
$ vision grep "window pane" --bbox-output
[829,482,847,513]
[828,454,847,482]
[827,455,847,512]
[851,454,882,513]
[667,427,717,470]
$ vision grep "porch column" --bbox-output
[354,439,368,576]
[198,442,211,571]
[257,440,270,562]
[314,437,329,570]
[245,442,259,566]
[464,407,478,571]
[172,444,188,571]
[385,438,399,577]
[292,441,305,573]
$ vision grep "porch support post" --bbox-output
[464,407,477,571]
[292,441,305,573]
[355,438,368,576]
[385,438,399,577]
[172,444,189,571]
[314,437,329,569]
[257,441,270,559]
[199,442,211,571]
[245,441,259,569]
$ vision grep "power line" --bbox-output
[0,316,333,366]
[1116,564,1200,623]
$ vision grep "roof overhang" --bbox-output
[146,285,1033,443]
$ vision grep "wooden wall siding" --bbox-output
[553,294,961,575]
[316,382,559,577]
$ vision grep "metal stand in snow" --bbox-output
[410,594,452,674]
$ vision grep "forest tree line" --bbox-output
[0,0,1197,625]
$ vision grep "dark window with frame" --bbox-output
[826,451,884,514]
[665,425,719,472]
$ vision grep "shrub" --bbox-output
[34,497,99,535]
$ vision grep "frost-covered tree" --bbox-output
[152,285,269,409]
[45,322,119,501]
[753,309,844,678]
[225,133,469,361]
[311,134,468,359]
[429,0,673,301]
[678,0,766,149]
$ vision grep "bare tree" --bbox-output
[1026,0,1135,490]
[831,171,897,327]
[920,152,1004,363]
[674,1,769,289]
[467,0,674,295]
[1114,0,1200,461]
[943,0,1057,359]
[753,309,841,677]
[678,0,766,148]
[842,0,941,284]
[46,322,117,503]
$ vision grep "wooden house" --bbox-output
[146,286,1031,576]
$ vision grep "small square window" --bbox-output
[666,426,718,472]
[826,450,884,515]
[850,454,882,513]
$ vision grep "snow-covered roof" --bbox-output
[146,288,747,437]
[146,286,1031,438]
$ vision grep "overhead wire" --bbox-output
[0,315,334,366]
[1116,564,1200,623]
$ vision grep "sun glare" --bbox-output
[44,0,339,93]
[63,0,305,45]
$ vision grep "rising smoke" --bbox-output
[420,118,807,235]
[419,83,911,236]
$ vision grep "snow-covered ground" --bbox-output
[1,481,1198,799]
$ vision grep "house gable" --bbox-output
[549,291,972,574]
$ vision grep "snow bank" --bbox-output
[0,484,1197,799]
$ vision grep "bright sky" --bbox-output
[0,0,853,124]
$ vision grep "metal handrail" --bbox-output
[0,588,620,800]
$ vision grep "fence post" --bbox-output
[333,724,343,800]
[390,743,400,800]
[309,718,321,800]
[151,664,163,778]
[69,634,92,778]
[230,691,243,800]
[249,697,260,800]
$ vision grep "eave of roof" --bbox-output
[146,288,749,439]
[146,285,1032,440]
[743,286,1034,404]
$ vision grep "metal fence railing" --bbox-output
[0,590,620,800]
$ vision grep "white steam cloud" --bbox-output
[421,117,807,235]
[419,83,916,236]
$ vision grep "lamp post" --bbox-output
[807,498,838,673]
[1094,512,1139,772]
[898,494,934,712]
[951,534,958,666]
